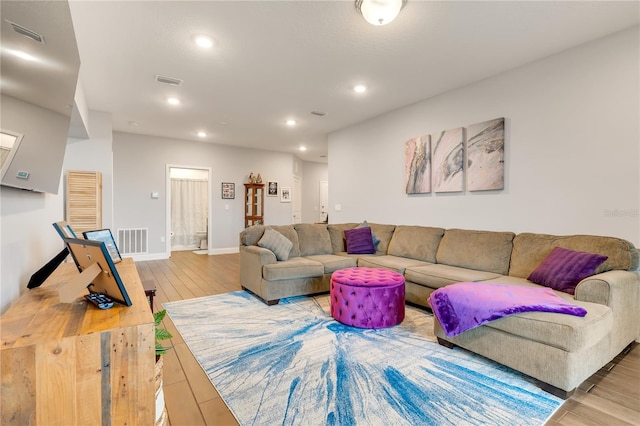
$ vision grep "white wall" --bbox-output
[112,132,296,256]
[328,27,640,246]
[0,183,65,314]
[64,110,114,228]
[301,161,328,223]
[0,109,115,314]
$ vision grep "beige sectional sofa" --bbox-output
[239,223,640,397]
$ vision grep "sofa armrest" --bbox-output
[239,245,277,295]
[575,270,640,352]
[575,270,638,306]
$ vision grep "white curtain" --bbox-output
[171,178,208,248]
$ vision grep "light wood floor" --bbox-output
[136,251,640,426]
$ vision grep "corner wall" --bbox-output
[112,132,296,256]
[328,27,639,246]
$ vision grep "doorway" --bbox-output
[293,175,302,223]
[319,180,328,223]
[166,166,211,255]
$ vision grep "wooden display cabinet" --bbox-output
[244,183,264,227]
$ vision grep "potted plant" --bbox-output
[154,310,172,426]
[154,309,173,360]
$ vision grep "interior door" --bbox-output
[293,176,302,223]
[319,180,328,222]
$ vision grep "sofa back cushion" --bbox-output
[294,223,332,256]
[368,223,396,254]
[436,228,515,275]
[240,225,265,246]
[241,225,301,258]
[510,233,639,278]
[327,223,358,253]
[270,225,301,258]
[388,226,444,263]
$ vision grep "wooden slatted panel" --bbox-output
[66,170,102,235]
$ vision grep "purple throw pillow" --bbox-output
[527,247,608,295]
[344,227,376,254]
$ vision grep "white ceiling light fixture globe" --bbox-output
[194,35,214,48]
[355,0,407,26]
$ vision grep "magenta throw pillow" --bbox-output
[344,227,376,254]
[527,247,608,295]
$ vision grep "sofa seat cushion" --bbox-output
[304,254,357,274]
[357,255,430,274]
[262,257,324,281]
[405,264,501,289]
[483,298,612,352]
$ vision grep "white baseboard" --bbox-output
[208,247,239,255]
[124,253,170,262]
[123,247,238,261]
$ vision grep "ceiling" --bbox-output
[46,2,640,162]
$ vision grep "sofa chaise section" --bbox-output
[433,232,639,397]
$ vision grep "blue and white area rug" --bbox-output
[164,291,562,425]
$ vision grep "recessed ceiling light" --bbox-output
[286,119,297,126]
[197,131,207,138]
[167,97,180,105]
[194,35,214,48]
[354,84,367,93]
[299,146,307,152]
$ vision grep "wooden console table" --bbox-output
[0,258,155,425]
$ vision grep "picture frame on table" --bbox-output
[267,181,278,196]
[221,182,235,199]
[280,186,291,203]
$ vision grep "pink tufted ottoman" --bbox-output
[330,267,405,329]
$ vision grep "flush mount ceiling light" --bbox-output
[194,35,214,48]
[286,119,297,126]
[354,84,367,93]
[197,131,207,138]
[299,146,307,152]
[355,0,407,26]
[166,97,180,105]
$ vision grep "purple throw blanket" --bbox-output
[428,282,588,337]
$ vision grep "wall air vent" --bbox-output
[155,75,183,86]
[6,20,45,43]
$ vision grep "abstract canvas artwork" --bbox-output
[405,135,431,194]
[432,127,465,193]
[467,117,505,191]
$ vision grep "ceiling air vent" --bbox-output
[6,20,45,43]
[310,111,327,117]
[155,75,183,86]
